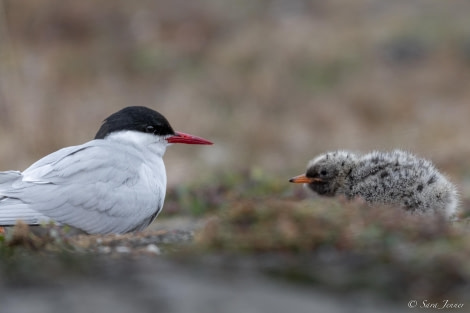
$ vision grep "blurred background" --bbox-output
[0,0,469,196]
[2,2,470,310]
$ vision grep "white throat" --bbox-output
[105,130,169,157]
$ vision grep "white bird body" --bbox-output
[290,150,459,219]
[0,106,212,234]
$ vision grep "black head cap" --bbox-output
[95,106,175,139]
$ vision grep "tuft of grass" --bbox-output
[0,222,79,257]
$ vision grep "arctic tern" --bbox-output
[0,106,213,234]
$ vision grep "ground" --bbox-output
[1,176,469,312]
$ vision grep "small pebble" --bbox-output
[146,244,161,255]
[98,246,112,254]
[115,246,131,254]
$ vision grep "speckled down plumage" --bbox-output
[292,150,458,218]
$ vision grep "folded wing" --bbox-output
[0,140,164,234]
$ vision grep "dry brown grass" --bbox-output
[0,1,469,196]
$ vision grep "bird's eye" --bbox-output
[320,170,327,176]
[145,125,155,133]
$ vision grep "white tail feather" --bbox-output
[0,200,51,226]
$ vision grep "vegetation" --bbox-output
[196,197,470,300]
[1,172,469,301]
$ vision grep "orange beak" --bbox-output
[289,174,322,184]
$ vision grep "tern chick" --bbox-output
[290,150,459,218]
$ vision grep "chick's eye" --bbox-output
[320,170,327,176]
[145,125,155,133]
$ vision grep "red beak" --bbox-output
[167,131,213,145]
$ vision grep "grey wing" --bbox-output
[0,171,22,184]
[2,141,164,234]
[0,171,52,225]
